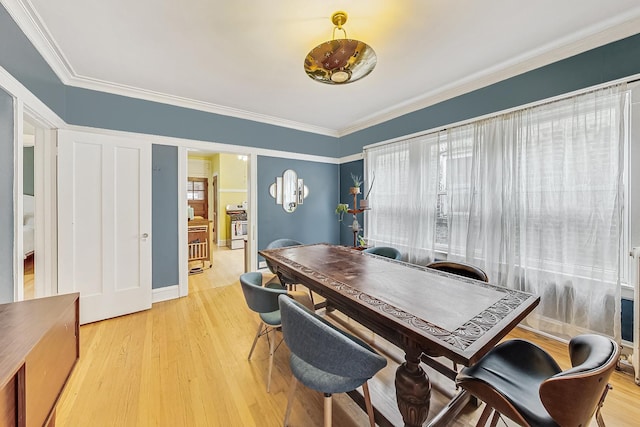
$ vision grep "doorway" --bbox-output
[22,118,35,299]
[185,151,249,291]
[19,112,57,300]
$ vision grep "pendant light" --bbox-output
[304,11,377,85]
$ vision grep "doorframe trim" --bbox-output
[178,146,188,297]
[1,62,340,304]
[1,64,63,302]
[13,98,24,302]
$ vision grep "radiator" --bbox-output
[631,247,640,384]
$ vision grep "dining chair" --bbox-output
[278,295,387,427]
[424,260,488,375]
[240,271,314,392]
[425,260,489,282]
[265,238,303,289]
[240,272,286,392]
[363,246,403,260]
[456,334,620,427]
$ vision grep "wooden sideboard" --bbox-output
[0,293,79,427]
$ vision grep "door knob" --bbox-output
[141,233,149,239]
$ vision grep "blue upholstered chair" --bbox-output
[278,295,387,427]
[425,260,488,282]
[456,334,619,427]
[239,271,288,392]
[265,239,303,289]
[363,246,403,260]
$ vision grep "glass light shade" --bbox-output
[304,38,377,85]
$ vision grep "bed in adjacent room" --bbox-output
[23,194,34,259]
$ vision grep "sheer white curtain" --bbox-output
[365,84,628,339]
[364,133,444,265]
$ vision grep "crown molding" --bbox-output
[2,0,76,84]
[5,0,640,139]
[64,74,340,137]
[337,9,640,137]
[2,0,340,137]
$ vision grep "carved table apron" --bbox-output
[259,243,539,427]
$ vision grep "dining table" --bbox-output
[259,243,540,427]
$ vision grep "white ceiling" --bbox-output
[8,0,640,136]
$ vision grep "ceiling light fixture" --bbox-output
[304,11,377,85]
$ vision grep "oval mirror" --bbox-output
[282,169,298,212]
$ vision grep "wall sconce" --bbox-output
[269,169,309,213]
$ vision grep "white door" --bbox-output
[57,130,152,324]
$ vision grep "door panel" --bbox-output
[58,130,151,324]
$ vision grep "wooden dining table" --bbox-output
[259,243,539,427]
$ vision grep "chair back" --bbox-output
[363,246,402,260]
[240,272,287,314]
[540,334,619,426]
[278,296,387,380]
[265,239,303,274]
[426,260,488,282]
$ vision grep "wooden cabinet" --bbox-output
[0,293,79,426]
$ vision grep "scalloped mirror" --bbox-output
[269,169,309,213]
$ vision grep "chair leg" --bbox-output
[248,322,264,360]
[324,393,332,427]
[475,404,494,427]
[363,381,376,427]
[452,361,459,389]
[283,375,298,427]
[266,326,276,392]
[596,383,613,427]
[489,410,500,427]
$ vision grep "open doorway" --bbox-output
[22,119,35,299]
[19,111,57,301]
[185,151,248,290]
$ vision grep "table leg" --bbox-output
[395,346,431,427]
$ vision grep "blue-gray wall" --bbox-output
[1,5,338,157]
[257,156,340,263]
[23,146,33,196]
[65,87,339,158]
[4,0,640,291]
[0,88,14,303]
[152,145,179,289]
[339,33,640,157]
[0,6,65,117]
[339,160,364,246]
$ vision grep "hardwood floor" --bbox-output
[23,254,34,300]
[56,246,640,426]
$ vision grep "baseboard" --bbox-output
[152,285,181,304]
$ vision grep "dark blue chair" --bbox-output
[279,295,387,427]
[363,246,403,260]
[265,239,303,289]
[239,271,287,392]
[456,334,619,427]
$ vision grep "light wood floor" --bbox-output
[56,246,640,426]
[23,254,34,300]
